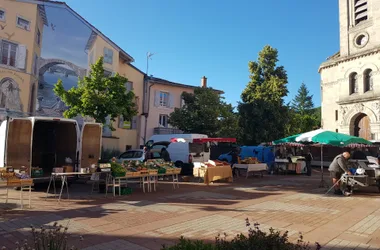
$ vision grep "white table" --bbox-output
[46,172,92,202]
[233,164,268,178]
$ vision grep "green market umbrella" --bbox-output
[294,129,372,146]
[273,129,372,187]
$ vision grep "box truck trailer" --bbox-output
[0,117,102,182]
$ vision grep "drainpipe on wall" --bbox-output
[143,76,154,145]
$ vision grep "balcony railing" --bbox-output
[153,127,183,135]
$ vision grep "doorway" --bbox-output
[352,113,371,140]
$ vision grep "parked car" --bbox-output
[116,149,162,163]
[116,149,145,163]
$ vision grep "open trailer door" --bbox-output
[79,122,102,170]
[1,118,32,170]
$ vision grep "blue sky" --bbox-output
[63,0,339,107]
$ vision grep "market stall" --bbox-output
[233,157,267,178]
[273,129,372,188]
[193,160,233,185]
[1,167,33,209]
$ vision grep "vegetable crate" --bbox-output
[112,172,126,178]
[31,168,44,178]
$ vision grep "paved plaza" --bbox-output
[1,171,380,250]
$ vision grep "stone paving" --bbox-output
[1,172,380,249]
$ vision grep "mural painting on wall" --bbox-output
[37,6,91,125]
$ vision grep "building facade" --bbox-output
[140,76,220,147]
[0,0,45,117]
[320,0,380,140]
[1,0,144,152]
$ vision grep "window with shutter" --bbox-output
[1,41,17,67]
[159,91,169,107]
[354,0,368,25]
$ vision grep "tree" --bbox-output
[286,84,321,134]
[169,87,239,138]
[291,82,314,115]
[53,57,137,130]
[238,45,289,145]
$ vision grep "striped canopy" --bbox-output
[273,129,372,147]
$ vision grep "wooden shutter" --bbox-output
[15,44,27,69]
[154,91,160,107]
[168,93,174,108]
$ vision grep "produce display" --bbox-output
[110,159,181,178]
[240,157,260,164]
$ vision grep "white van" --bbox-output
[0,117,102,181]
[146,134,210,166]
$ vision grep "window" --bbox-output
[33,54,38,75]
[364,69,373,92]
[89,51,94,65]
[354,0,368,25]
[0,9,5,22]
[335,110,338,121]
[36,29,41,45]
[17,16,30,31]
[336,129,339,133]
[1,41,17,67]
[125,81,133,92]
[180,96,185,108]
[159,114,169,128]
[104,69,112,77]
[103,47,113,64]
[160,91,169,107]
[349,72,358,94]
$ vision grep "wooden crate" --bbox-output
[125,172,134,178]
[148,169,158,175]
[140,170,149,176]
[165,168,175,174]
[7,178,33,187]
[173,168,181,174]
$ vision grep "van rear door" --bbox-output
[3,118,32,169]
[79,122,102,169]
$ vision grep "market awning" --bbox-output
[192,138,237,143]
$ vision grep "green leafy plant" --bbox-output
[1,222,83,250]
[162,219,321,250]
[54,57,137,131]
[110,162,126,177]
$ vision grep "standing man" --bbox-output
[230,149,239,177]
[328,152,352,195]
[305,149,313,176]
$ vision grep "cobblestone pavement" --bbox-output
[1,172,380,250]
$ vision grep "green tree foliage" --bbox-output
[53,57,137,130]
[238,45,289,145]
[291,82,314,115]
[169,87,238,138]
[287,83,321,135]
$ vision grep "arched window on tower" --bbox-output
[349,72,358,95]
[363,69,373,92]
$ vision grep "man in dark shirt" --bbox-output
[230,149,239,177]
[305,149,313,176]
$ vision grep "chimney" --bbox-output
[201,76,207,88]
